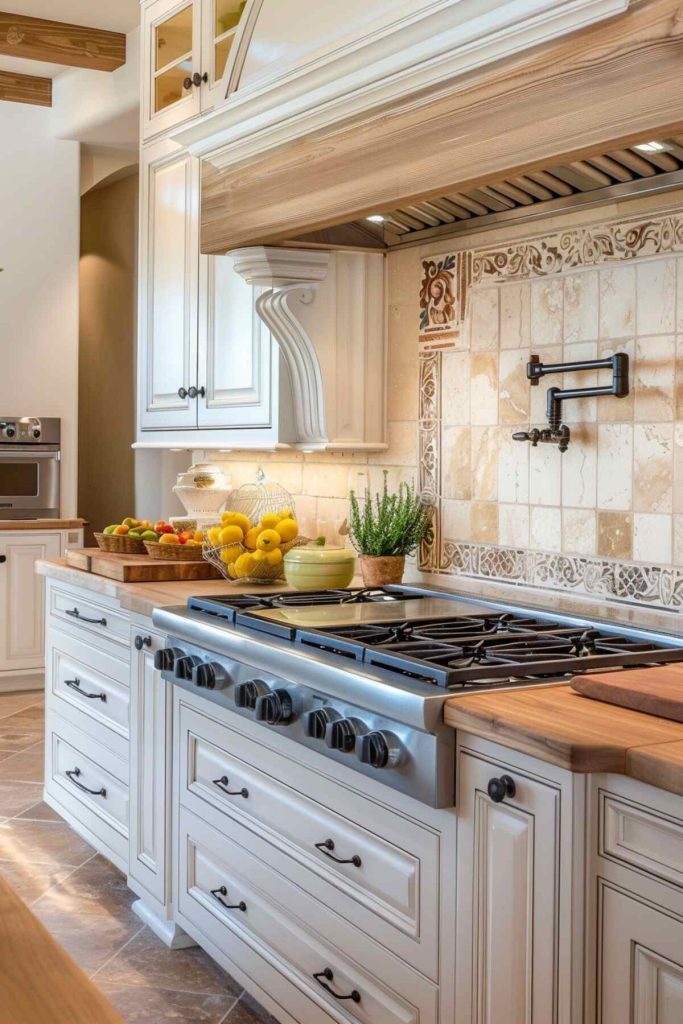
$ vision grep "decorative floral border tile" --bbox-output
[418,252,472,349]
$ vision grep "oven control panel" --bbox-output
[0,417,60,445]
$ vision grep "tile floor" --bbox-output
[0,690,276,1024]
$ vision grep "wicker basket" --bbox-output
[95,532,147,556]
[144,541,205,561]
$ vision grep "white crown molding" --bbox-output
[175,0,628,171]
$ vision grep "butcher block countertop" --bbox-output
[0,874,123,1024]
[0,518,85,531]
[445,685,683,796]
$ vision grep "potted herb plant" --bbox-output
[348,475,432,587]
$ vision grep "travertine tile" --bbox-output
[674,423,683,513]
[470,352,499,426]
[561,340,598,423]
[636,258,676,335]
[499,349,530,424]
[633,513,672,564]
[563,508,597,556]
[633,423,673,513]
[531,277,563,347]
[597,423,633,510]
[315,497,350,545]
[562,424,598,508]
[301,463,353,499]
[674,515,683,565]
[442,426,471,500]
[371,420,417,466]
[599,265,636,338]
[529,345,562,423]
[470,286,499,350]
[387,303,419,421]
[498,503,529,547]
[597,511,633,560]
[470,502,498,543]
[676,336,683,420]
[441,351,470,425]
[441,499,470,541]
[530,506,561,551]
[633,335,675,421]
[500,282,530,349]
[677,257,683,332]
[498,431,529,504]
[529,442,561,507]
[597,338,635,421]
[471,427,499,502]
[564,270,598,344]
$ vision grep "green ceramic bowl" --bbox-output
[284,545,356,591]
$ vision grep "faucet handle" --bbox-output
[512,431,531,442]
[512,429,541,446]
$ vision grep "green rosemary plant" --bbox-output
[348,475,432,557]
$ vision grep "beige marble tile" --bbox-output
[633,423,673,513]
[442,426,471,500]
[633,513,672,564]
[562,341,598,423]
[498,349,530,424]
[676,336,683,421]
[677,257,683,332]
[301,463,351,499]
[562,423,598,508]
[315,497,350,545]
[470,502,498,543]
[470,352,499,426]
[498,431,529,504]
[636,258,676,335]
[529,442,561,507]
[531,277,563,347]
[471,426,499,502]
[500,282,530,349]
[367,465,416,495]
[674,514,683,566]
[633,335,675,421]
[290,494,317,539]
[564,270,598,344]
[599,265,636,339]
[371,420,417,466]
[498,503,530,547]
[597,511,633,560]
[597,423,633,510]
[674,423,683,514]
[563,508,597,556]
[441,499,471,541]
[597,337,635,421]
[470,286,499,350]
[530,506,562,551]
[441,351,470,425]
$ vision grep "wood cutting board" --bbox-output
[65,547,221,583]
[571,665,683,723]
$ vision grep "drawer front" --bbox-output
[49,583,130,651]
[600,791,683,889]
[48,722,129,835]
[179,807,437,1024]
[179,702,438,979]
[48,631,130,744]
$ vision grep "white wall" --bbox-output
[0,103,80,516]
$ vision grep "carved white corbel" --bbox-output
[230,247,331,449]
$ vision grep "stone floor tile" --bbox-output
[0,745,45,782]
[0,858,72,904]
[0,692,44,720]
[16,800,63,821]
[0,780,44,817]
[98,985,237,1024]
[226,992,280,1023]
[0,818,94,868]
[34,854,138,920]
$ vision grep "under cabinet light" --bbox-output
[633,141,667,153]
[366,215,385,223]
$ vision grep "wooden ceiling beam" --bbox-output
[0,69,51,106]
[0,12,125,72]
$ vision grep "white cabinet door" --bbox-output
[197,253,275,429]
[599,885,683,1024]
[200,0,250,109]
[138,139,200,432]
[0,532,61,674]
[142,0,202,140]
[456,748,561,1024]
[129,625,172,910]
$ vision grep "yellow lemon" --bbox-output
[252,549,268,562]
[219,524,244,546]
[227,563,238,579]
[219,544,243,565]
[260,513,281,530]
[207,526,222,547]
[244,526,261,551]
[221,511,251,534]
[256,528,281,551]
[159,533,180,545]
[275,517,298,543]
[234,553,255,577]
[265,547,283,566]
[278,507,293,520]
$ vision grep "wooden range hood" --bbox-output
[175,0,683,255]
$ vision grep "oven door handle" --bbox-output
[0,449,60,457]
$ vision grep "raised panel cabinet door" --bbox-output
[129,627,172,909]
[197,253,274,428]
[599,885,683,1024]
[0,532,61,673]
[456,750,561,1024]
[142,0,202,140]
[138,140,200,432]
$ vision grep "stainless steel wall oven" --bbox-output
[0,418,60,519]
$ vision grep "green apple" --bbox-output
[103,525,117,535]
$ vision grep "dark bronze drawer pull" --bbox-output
[313,968,361,1003]
[65,678,106,702]
[66,767,106,797]
[66,607,107,626]
[315,839,361,868]
[210,885,246,912]
[212,775,248,798]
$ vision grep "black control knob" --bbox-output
[192,661,229,690]
[325,717,365,753]
[254,688,293,725]
[154,647,182,672]
[5,426,15,438]
[234,679,270,711]
[487,774,516,804]
[33,429,41,439]
[304,706,340,740]
[174,655,200,681]
[356,730,403,770]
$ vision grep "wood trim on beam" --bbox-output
[0,69,51,106]
[0,12,126,72]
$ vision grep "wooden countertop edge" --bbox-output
[0,519,86,531]
[0,875,123,1024]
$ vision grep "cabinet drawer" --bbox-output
[600,790,683,889]
[179,702,439,980]
[179,807,438,1024]
[47,631,129,748]
[49,584,130,651]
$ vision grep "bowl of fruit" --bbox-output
[143,521,205,560]
[96,518,159,555]
[203,508,304,583]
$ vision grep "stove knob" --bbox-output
[357,731,404,770]
[154,647,183,672]
[175,655,200,681]
[325,717,365,753]
[33,429,41,439]
[303,706,340,740]
[234,679,270,711]
[254,688,293,725]
[4,425,15,438]
[192,661,229,690]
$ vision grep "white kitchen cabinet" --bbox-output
[0,531,62,686]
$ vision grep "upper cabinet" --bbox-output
[141,0,249,140]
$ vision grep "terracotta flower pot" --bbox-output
[359,554,406,587]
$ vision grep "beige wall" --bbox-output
[79,173,138,542]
